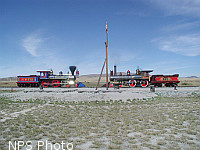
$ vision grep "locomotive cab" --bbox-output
[140,70,153,77]
[37,71,51,79]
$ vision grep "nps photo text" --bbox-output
[9,140,73,150]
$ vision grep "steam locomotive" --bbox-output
[16,66,79,88]
[109,65,180,88]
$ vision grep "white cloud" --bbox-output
[115,10,149,17]
[161,21,200,32]
[22,32,44,56]
[109,48,138,65]
[152,34,200,56]
[150,0,200,17]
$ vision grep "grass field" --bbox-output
[179,78,200,87]
[0,81,17,88]
[0,90,199,150]
[0,78,200,88]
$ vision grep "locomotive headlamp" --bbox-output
[69,80,74,85]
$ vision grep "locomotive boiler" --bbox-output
[16,66,79,88]
[109,65,180,88]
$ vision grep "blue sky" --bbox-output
[1,0,200,77]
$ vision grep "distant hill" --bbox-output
[185,76,199,78]
[0,75,199,82]
[0,74,103,83]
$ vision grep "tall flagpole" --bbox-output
[105,21,108,90]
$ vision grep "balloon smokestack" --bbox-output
[69,66,76,75]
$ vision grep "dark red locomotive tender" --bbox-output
[109,65,180,88]
[150,74,180,87]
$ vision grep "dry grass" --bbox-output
[0,92,200,150]
[78,74,106,83]
[179,78,200,87]
[0,81,17,88]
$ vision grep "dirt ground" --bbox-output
[0,87,200,150]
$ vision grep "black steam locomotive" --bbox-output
[109,65,180,88]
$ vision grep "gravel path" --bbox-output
[1,87,199,102]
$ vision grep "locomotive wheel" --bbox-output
[140,80,148,87]
[42,81,49,88]
[52,80,60,88]
[129,80,136,87]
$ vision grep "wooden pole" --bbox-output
[105,21,108,90]
[96,21,109,90]
[96,59,106,90]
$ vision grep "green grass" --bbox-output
[0,95,200,150]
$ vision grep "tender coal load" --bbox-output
[69,66,76,75]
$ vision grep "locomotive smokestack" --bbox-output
[114,65,117,76]
[69,66,76,76]
[136,66,140,75]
